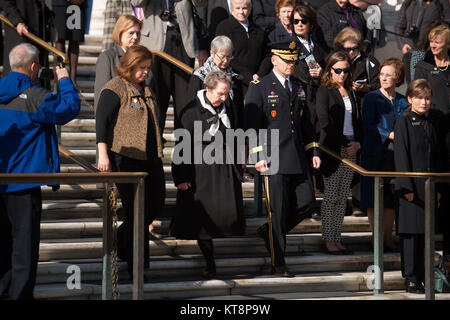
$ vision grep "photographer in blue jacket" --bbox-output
[0,43,80,300]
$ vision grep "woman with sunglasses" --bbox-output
[333,27,380,108]
[291,5,329,130]
[316,51,363,255]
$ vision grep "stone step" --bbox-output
[60,132,176,147]
[61,119,175,133]
[42,199,102,220]
[36,252,402,285]
[34,270,406,300]
[41,184,103,200]
[39,216,372,239]
[37,232,383,262]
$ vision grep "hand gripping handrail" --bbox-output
[0,14,68,65]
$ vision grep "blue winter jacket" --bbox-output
[0,71,80,192]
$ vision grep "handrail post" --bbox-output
[102,183,113,300]
[373,176,384,294]
[424,178,435,300]
[133,177,145,300]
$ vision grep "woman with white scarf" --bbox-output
[170,71,245,279]
[187,36,244,128]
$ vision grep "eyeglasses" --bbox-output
[332,67,350,74]
[343,46,359,52]
[214,53,233,62]
[293,18,309,25]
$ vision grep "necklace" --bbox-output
[438,63,449,72]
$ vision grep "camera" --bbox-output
[405,25,420,40]
[159,9,176,22]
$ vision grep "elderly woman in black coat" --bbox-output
[170,71,245,279]
[394,79,443,294]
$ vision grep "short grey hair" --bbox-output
[230,0,252,9]
[204,70,232,90]
[9,43,40,70]
[210,36,234,54]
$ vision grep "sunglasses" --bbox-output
[343,46,359,52]
[293,18,309,25]
[332,67,350,74]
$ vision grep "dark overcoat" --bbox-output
[2,0,54,74]
[394,109,443,234]
[291,34,329,133]
[215,16,271,89]
[170,95,245,240]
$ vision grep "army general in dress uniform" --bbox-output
[244,41,321,277]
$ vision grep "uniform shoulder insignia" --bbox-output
[251,79,260,85]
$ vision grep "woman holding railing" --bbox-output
[316,51,362,255]
[96,45,166,280]
[360,58,409,252]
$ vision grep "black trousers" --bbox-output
[400,233,425,284]
[152,27,195,130]
[0,187,42,300]
[263,173,315,267]
[111,153,166,271]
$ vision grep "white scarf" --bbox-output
[197,89,231,136]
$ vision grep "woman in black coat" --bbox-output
[316,51,363,254]
[215,0,271,97]
[394,79,443,294]
[414,23,450,260]
[290,4,329,133]
[170,71,245,279]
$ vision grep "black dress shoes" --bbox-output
[406,280,425,294]
[201,267,217,279]
[272,265,295,278]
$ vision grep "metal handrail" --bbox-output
[0,172,147,300]
[0,14,68,64]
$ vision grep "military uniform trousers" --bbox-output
[0,187,42,300]
[264,173,315,267]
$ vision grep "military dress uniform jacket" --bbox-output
[244,71,319,175]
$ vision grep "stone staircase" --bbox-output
[27,1,446,300]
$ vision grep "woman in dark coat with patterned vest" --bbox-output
[170,71,245,279]
[96,45,166,279]
[394,79,443,294]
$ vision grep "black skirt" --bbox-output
[53,4,87,41]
